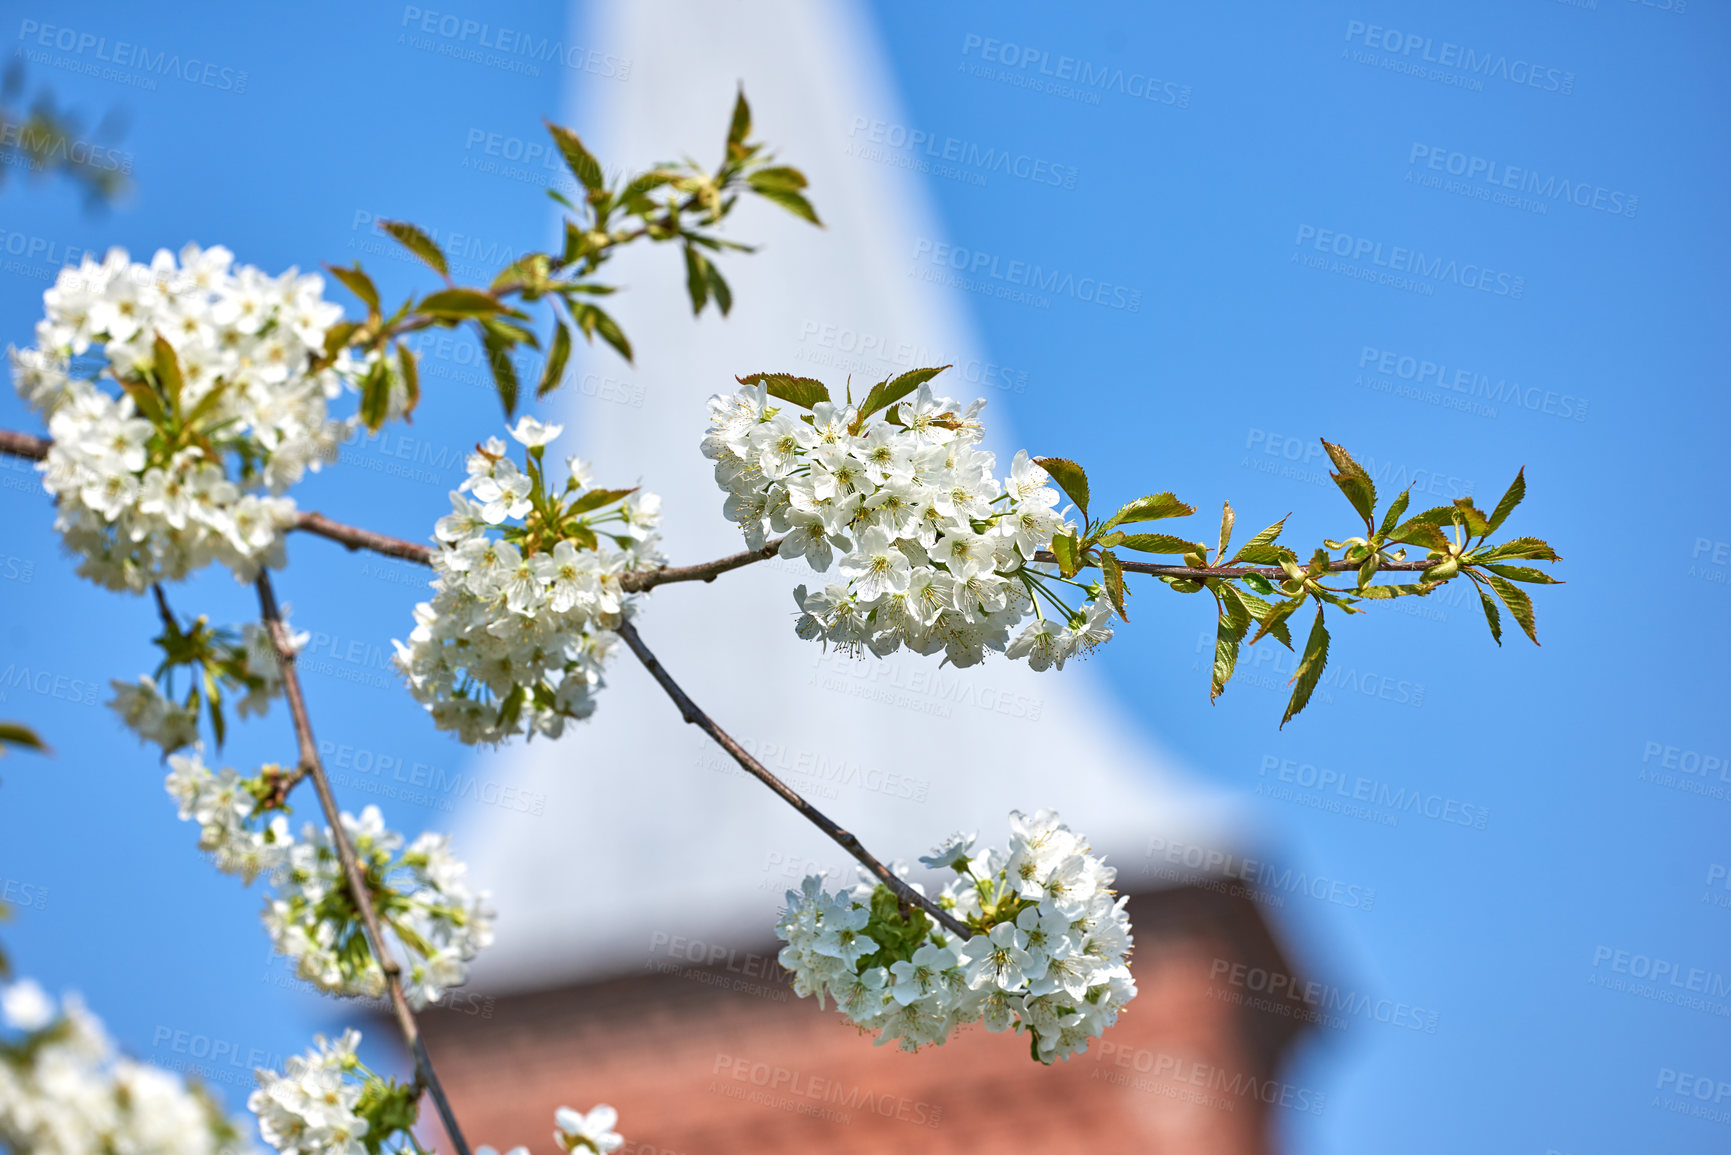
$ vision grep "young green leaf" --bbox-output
[1212,585,1253,700]
[1051,531,1081,578]
[1354,582,1433,600]
[480,322,519,417]
[704,259,733,316]
[1234,515,1287,559]
[1249,595,1304,648]
[735,372,831,410]
[1117,533,1204,555]
[397,344,421,420]
[1100,549,1129,621]
[682,244,710,315]
[1377,488,1412,539]
[1475,582,1503,646]
[588,306,632,363]
[325,263,380,314]
[1321,439,1377,527]
[1281,606,1331,727]
[1487,467,1526,533]
[853,366,949,430]
[1451,499,1492,538]
[536,321,572,399]
[1483,571,1539,645]
[1480,537,1560,563]
[358,357,392,432]
[546,121,604,191]
[748,179,822,226]
[380,220,449,279]
[1234,587,1295,648]
[1217,500,1235,562]
[1477,562,1561,585]
[0,722,47,756]
[1102,491,1192,531]
[418,288,512,319]
[727,86,753,152]
[1033,458,1090,520]
[566,486,638,516]
[152,334,185,409]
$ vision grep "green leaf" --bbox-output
[380,220,449,278]
[1102,491,1193,531]
[682,244,710,315]
[589,307,632,363]
[1481,537,1560,563]
[1100,549,1128,621]
[1235,515,1287,557]
[704,259,733,316]
[1451,498,1492,538]
[854,366,949,430]
[728,86,753,151]
[1234,587,1294,647]
[536,321,572,399]
[1477,562,1560,585]
[1050,531,1080,578]
[0,722,48,756]
[1321,439,1377,527]
[1487,467,1526,533]
[1217,500,1235,562]
[479,322,519,417]
[1378,488,1412,539]
[1212,585,1253,701]
[152,334,184,409]
[735,372,831,410]
[326,263,380,313]
[418,288,511,319]
[750,183,822,225]
[1355,582,1433,600]
[1249,595,1304,648]
[1483,571,1539,645]
[1475,583,1503,646]
[746,165,808,192]
[357,357,392,433]
[397,344,420,421]
[546,122,604,191]
[1033,458,1090,519]
[1242,572,1277,597]
[565,486,637,516]
[1281,606,1331,728]
[1387,516,1451,551]
[1117,533,1201,555]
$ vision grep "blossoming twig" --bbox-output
[253,572,473,1155]
[614,619,972,941]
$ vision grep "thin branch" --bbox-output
[0,429,48,460]
[614,619,973,942]
[254,573,473,1155]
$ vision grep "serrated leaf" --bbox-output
[1102,491,1192,531]
[1483,571,1539,645]
[1033,458,1090,518]
[1218,500,1235,562]
[736,372,830,410]
[1452,498,1492,538]
[1477,562,1560,585]
[546,122,603,191]
[752,183,822,225]
[1100,549,1128,621]
[1234,587,1294,647]
[1321,439,1377,527]
[536,321,571,399]
[1242,572,1276,597]
[1236,543,1299,566]
[1387,518,1451,551]
[1355,582,1433,600]
[1236,515,1287,556]
[380,220,449,279]
[1050,532,1080,578]
[1117,533,1201,554]
[1487,467,1526,533]
[1378,488,1412,539]
[1212,585,1253,700]
[479,323,519,417]
[418,288,510,319]
[326,263,380,313]
[397,344,420,421]
[1249,596,1304,647]
[854,366,948,430]
[1475,583,1503,646]
[1481,537,1560,563]
[1281,606,1330,727]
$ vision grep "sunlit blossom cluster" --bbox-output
[0,978,248,1155]
[702,380,1115,669]
[163,753,493,1009]
[393,418,663,745]
[9,244,355,591]
[774,810,1135,1063]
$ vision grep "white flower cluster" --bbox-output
[703,380,1114,668]
[10,244,355,591]
[775,810,1135,1063]
[0,978,247,1155]
[394,418,663,745]
[111,620,303,755]
[248,1031,368,1155]
[164,754,493,1009]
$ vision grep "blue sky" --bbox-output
[1,2,1727,1152]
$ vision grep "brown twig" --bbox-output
[253,573,472,1155]
[0,429,48,461]
[615,619,972,941]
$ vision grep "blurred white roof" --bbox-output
[457,0,1246,994]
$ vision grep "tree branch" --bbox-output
[614,619,973,941]
[253,573,473,1155]
[0,429,48,460]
